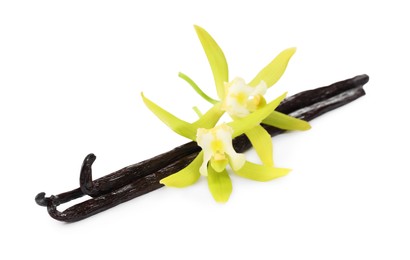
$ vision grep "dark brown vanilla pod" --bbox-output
[35,75,368,222]
[277,74,369,114]
[35,74,368,208]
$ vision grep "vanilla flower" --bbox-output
[223,77,267,118]
[197,124,245,176]
[141,25,311,202]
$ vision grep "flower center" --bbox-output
[222,77,267,118]
[233,92,248,106]
[211,139,227,162]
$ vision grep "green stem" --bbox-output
[178,72,219,104]
[192,106,203,117]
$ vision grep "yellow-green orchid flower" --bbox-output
[196,124,245,176]
[179,25,311,167]
[141,25,310,203]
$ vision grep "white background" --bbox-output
[1,1,409,259]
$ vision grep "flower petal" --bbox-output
[263,111,311,131]
[207,166,232,203]
[229,92,287,138]
[248,47,296,88]
[194,25,228,100]
[200,148,213,176]
[178,72,219,104]
[233,161,291,182]
[141,93,197,140]
[227,152,246,171]
[160,152,203,187]
[245,125,273,167]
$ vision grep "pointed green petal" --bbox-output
[207,166,232,203]
[229,92,287,138]
[160,152,203,187]
[263,111,311,131]
[179,72,219,104]
[248,47,296,88]
[234,161,291,182]
[192,102,224,129]
[141,93,197,140]
[245,125,273,167]
[194,25,228,100]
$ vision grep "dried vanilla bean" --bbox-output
[35,74,368,222]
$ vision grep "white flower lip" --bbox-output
[222,77,267,118]
[196,124,246,176]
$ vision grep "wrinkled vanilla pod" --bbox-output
[35,74,369,222]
